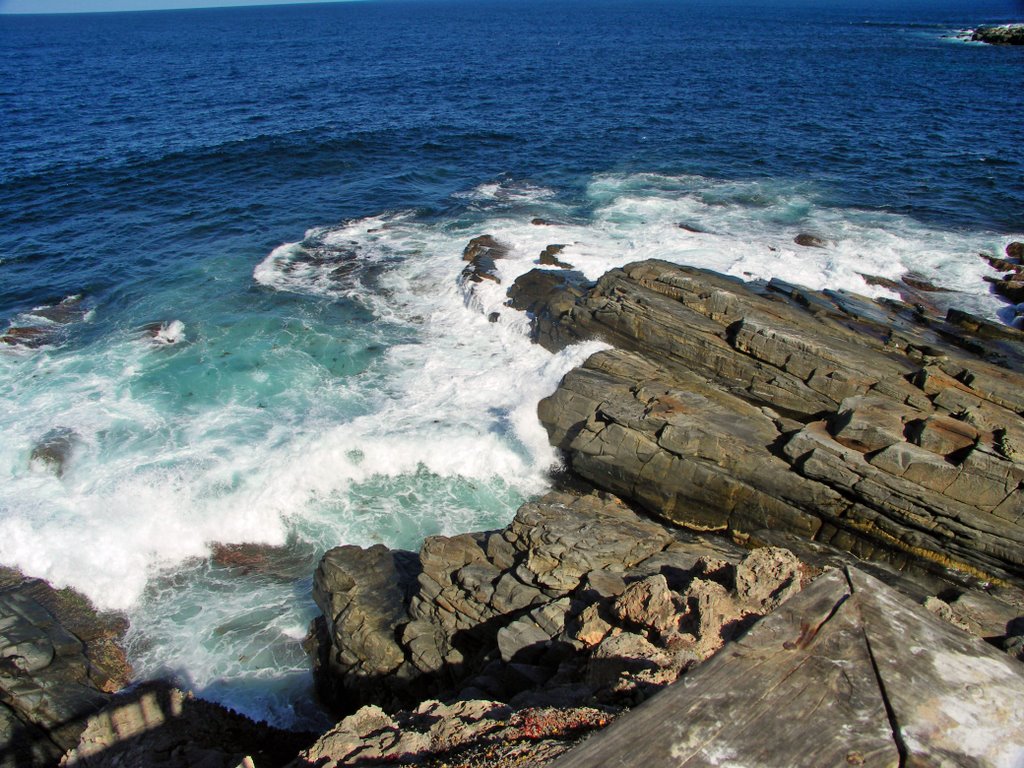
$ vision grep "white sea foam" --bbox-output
[151,319,186,344]
[1,171,1018,728]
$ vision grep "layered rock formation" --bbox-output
[552,567,1024,768]
[0,568,130,768]
[307,491,808,717]
[510,259,1024,587]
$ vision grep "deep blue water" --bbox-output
[1,0,1022,728]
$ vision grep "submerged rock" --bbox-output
[29,428,80,477]
[793,233,828,248]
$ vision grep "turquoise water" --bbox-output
[1,0,1022,727]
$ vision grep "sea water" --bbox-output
[1,0,1022,728]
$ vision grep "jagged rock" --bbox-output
[293,700,608,768]
[551,567,1024,768]
[460,235,508,284]
[1008,241,1024,261]
[612,576,677,633]
[307,491,800,716]
[529,260,1024,586]
[309,544,419,709]
[537,244,574,270]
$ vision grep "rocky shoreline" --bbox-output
[4,239,1024,766]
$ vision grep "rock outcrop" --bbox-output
[460,235,509,284]
[513,259,1024,587]
[551,566,1024,768]
[971,23,1024,45]
[0,568,130,768]
[307,491,809,717]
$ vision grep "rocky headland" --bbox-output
[5,238,1024,766]
[970,23,1024,45]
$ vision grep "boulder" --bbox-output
[460,235,508,284]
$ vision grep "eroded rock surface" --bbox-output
[307,491,809,717]
[520,260,1024,586]
[551,567,1024,768]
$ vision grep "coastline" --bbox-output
[6,237,1024,766]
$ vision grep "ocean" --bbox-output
[1,0,1022,728]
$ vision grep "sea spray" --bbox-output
[0,174,1019,728]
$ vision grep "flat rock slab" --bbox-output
[551,567,1024,768]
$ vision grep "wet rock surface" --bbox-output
[520,259,1024,587]
[460,235,509,284]
[0,567,130,767]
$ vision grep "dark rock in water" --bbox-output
[29,428,79,477]
[506,269,589,349]
[210,540,319,581]
[461,235,509,284]
[980,252,1023,274]
[1,326,54,349]
[25,295,88,326]
[0,567,131,766]
[537,244,574,270]
[986,275,1024,304]
[793,233,828,248]
[860,273,901,291]
[488,311,501,323]
[1007,241,1024,261]
[531,218,564,226]
[971,23,1024,45]
[140,320,186,345]
[677,223,706,234]
[522,260,1024,587]
[902,273,950,292]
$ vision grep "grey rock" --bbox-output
[528,260,1024,586]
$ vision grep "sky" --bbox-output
[0,0,347,13]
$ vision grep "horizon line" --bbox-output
[0,0,361,16]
